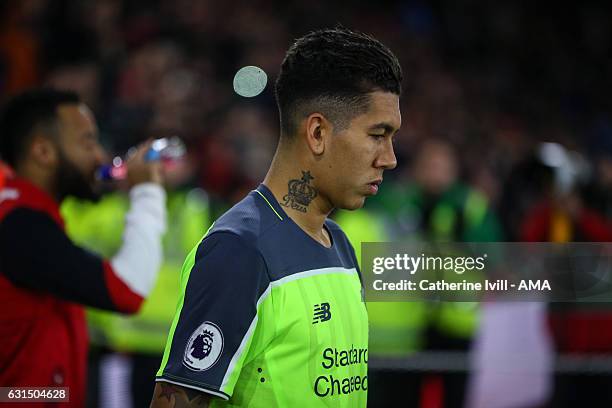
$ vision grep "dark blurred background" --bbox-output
[1,1,611,407]
[2,0,611,206]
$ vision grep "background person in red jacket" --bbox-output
[0,88,167,407]
[517,143,612,407]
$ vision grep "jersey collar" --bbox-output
[255,184,286,221]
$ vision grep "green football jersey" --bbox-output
[156,185,368,407]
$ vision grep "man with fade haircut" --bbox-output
[0,89,167,407]
[152,27,402,408]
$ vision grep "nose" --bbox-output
[374,138,397,170]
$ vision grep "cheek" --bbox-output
[343,147,374,179]
[78,147,99,168]
[329,141,367,170]
[71,154,90,172]
[325,159,361,198]
[325,152,351,183]
[322,138,372,194]
[67,148,96,175]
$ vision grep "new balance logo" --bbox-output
[312,303,331,324]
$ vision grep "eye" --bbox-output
[370,134,385,140]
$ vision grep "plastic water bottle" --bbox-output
[96,137,186,181]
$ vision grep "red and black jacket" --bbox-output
[0,177,143,407]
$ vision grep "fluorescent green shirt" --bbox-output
[157,185,368,407]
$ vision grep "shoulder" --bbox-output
[0,206,58,232]
[0,178,63,226]
[207,190,283,248]
[195,230,262,264]
[189,190,283,275]
[0,185,25,222]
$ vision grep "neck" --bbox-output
[263,146,333,246]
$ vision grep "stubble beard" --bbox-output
[54,149,101,202]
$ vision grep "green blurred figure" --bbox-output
[62,168,211,407]
[337,138,502,407]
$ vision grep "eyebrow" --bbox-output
[368,122,399,134]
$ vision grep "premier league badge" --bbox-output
[183,321,224,371]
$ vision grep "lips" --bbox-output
[367,179,382,194]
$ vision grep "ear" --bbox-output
[29,135,58,167]
[304,113,332,156]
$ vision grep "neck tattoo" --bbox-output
[282,170,318,213]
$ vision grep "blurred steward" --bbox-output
[347,138,502,408]
[61,154,211,408]
[0,88,166,407]
[517,143,612,407]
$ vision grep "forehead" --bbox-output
[56,103,97,135]
[353,91,401,130]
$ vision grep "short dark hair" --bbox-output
[0,89,80,167]
[275,28,402,138]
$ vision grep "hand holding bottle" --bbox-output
[96,137,186,187]
[126,140,164,187]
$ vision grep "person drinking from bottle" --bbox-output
[0,88,167,407]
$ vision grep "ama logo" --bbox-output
[183,321,224,371]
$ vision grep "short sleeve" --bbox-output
[156,231,270,400]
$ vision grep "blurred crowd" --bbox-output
[1,0,611,212]
[1,0,609,212]
[1,0,612,407]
